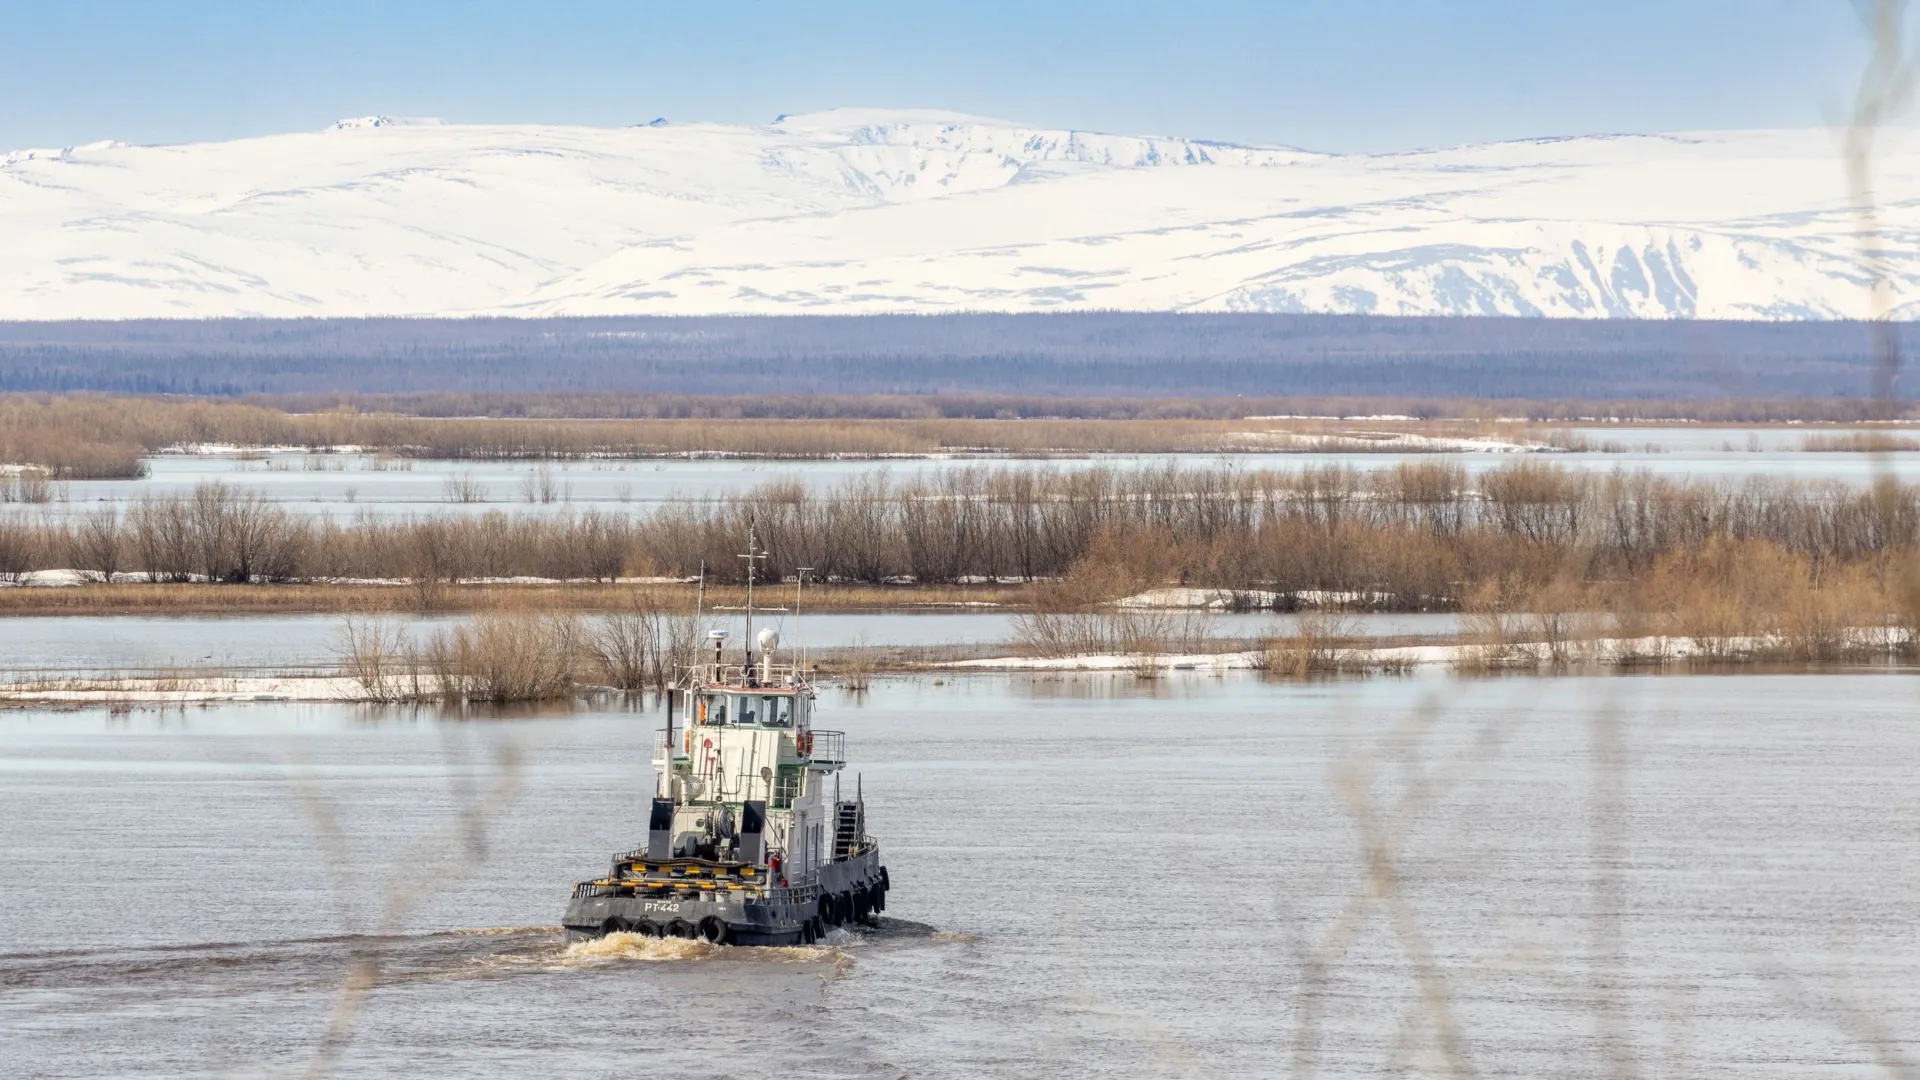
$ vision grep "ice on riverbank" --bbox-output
[0,674,365,703]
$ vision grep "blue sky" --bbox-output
[0,0,1880,153]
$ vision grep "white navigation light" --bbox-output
[756,628,780,652]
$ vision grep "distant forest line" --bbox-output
[0,314,1909,402]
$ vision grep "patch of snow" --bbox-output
[949,628,1908,672]
[1231,430,1553,453]
[1116,587,1277,610]
[949,650,1266,672]
[8,569,89,587]
[0,675,366,703]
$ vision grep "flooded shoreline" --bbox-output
[15,433,1920,522]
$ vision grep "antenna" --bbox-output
[738,518,768,682]
[693,560,707,683]
[795,567,814,678]
[694,560,706,630]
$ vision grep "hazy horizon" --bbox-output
[0,1,1880,154]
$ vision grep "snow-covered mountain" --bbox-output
[3,108,1917,320]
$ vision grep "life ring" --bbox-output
[682,728,691,753]
[697,698,707,723]
[797,730,813,756]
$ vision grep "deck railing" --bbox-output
[804,729,845,766]
[683,662,812,689]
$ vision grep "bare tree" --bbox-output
[70,504,122,583]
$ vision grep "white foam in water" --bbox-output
[560,931,850,968]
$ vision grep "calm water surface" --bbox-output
[27,438,1920,521]
[0,612,1464,675]
[4,672,1920,1077]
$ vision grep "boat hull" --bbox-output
[562,848,887,947]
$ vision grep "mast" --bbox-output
[795,566,813,678]
[694,560,706,636]
[739,519,766,679]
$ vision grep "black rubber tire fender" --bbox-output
[698,916,729,945]
[871,884,885,913]
[879,866,891,891]
[666,919,693,939]
[634,920,658,938]
[600,918,622,936]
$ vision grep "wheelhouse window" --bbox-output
[699,692,798,726]
[762,696,794,727]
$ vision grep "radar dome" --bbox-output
[756,628,781,652]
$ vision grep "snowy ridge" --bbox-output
[1,109,1914,319]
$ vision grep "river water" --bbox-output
[20,433,1920,522]
[4,671,1919,1077]
[0,611,1463,677]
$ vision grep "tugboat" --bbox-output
[562,531,891,946]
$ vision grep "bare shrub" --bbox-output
[1455,581,1524,671]
[1478,462,1591,546]
[2,470,55,504]
[396,517,472,610]
[426,612,580,702]
[566,510,631,582]
[582,597,699,691]
[1603,583,1672,665]
[520,464,562,504]
[584,610,652,690]
[1777,564,1885,661]
[0,512,39,584]
[1802,431,1920,452]
[1265,612,1360,678]
[442,472,486,503]
[1518,574,1601,669]
[70,505,122,583]
[128,496,195,582]
[1011,527,1194,657]
[335,614,424,703]
[1644,538,1795,661]
[838,633,875,691]
[0,459,1911,667]
[183,482,305,583]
